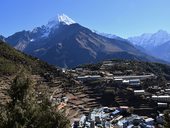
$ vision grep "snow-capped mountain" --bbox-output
[128,30,170,49]
[6,14,76,51]
[93,30,127,42]
[31,14,76,41]
[128,30,170,62]
[2,14,166,67]
[46,14,75,29]
[58,14,76,25]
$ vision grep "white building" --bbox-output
[77,75,101,81]
[134,90,145,95]
[165,89,170,92]
[114,78,123,83]
[157,102,168,108]
[145,118,154,125]
[75,68,83,71]
[122,80,129,84]
[152,95,170,102]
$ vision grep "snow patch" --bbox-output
[58,14,76,25]
[29,14,76,41]
[46,19,59,29]
[41,31,50,38]
[30,39,35,42]
[94,30,125,41]
[46,14,75,29]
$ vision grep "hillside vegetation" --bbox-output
[0,41,60,76]
[0,72,70,128]
[0,40,74,127]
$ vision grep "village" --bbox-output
[50,60,170,128]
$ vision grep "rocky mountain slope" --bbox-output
[151,41,170,62]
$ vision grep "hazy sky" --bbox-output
[1,0,170,38]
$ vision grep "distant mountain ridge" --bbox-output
[128,30,170,49]
[2,14,167,67]
[128,30,170,62]
[151,41,170,62]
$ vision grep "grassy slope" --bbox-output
[0,40,79,106]
[0,40,84,120]
[0,40,60,76]
[0,40,62,104]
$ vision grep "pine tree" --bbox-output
[164,109,170,128]
[0,72,70,128]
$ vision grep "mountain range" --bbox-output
[1,14,168,68]
[128,30,170,62]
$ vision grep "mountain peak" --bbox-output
[58,14,76,25]
[153,29,170,38]
[156,29,168,34]
[46,14,76,29]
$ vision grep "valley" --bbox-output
[1,38,170,127]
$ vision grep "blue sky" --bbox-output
[1,0,170,38]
